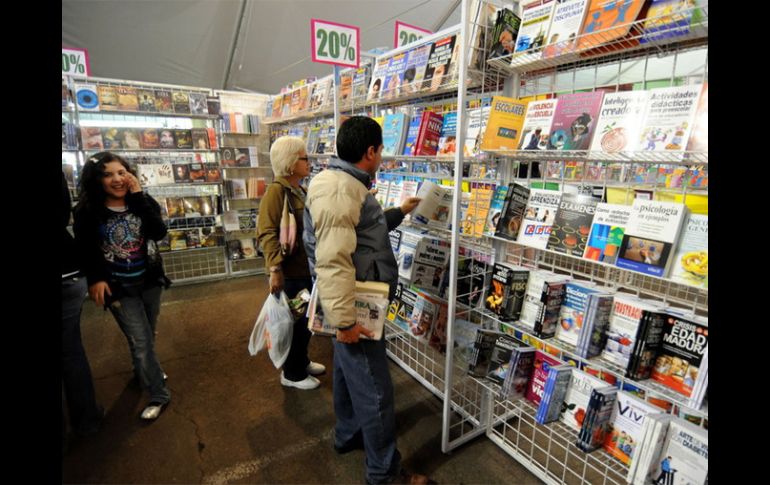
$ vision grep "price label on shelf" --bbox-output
[62,47,90,76]
[394,21,432,48]
[311,19,360,68]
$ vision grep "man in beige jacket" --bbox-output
[303,117,431,484]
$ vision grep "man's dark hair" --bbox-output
[336,116,383,163]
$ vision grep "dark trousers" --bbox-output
[62,276,101,434]
[281,278,313,381]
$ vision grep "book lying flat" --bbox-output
[307,281,390,340]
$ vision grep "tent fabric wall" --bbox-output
[62,0,461,94]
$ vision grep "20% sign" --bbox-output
[311,19,360,68]
[394,21,431,48]
[62,47,90,76]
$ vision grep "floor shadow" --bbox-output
[62,378,144,483]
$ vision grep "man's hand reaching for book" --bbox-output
[400,197,421,215]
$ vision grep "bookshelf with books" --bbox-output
[66,75,229,284]
[437,2,708,485]
[252,4,709,482]
[216,91,273,277]
[62,77,82,201]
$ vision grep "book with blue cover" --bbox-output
[402,113,424,155]
[437,112,458,155]
[382,113,409,156]
[536,364,573,424]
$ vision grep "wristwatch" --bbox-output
[269,266,282,273]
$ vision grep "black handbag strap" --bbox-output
[273,182,298,216]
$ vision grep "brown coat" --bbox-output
[257,177,310,278]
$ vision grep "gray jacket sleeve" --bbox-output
[384,207,405,231]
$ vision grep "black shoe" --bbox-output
[333,431,364,454]
[391,469,436,485]
[74,405,105,436]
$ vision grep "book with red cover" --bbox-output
[206,128,218,149]
[525,350,562,406]
[413,111,444,156]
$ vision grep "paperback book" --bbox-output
[480,96,528,151]
[589,90,649,156]
[615,199,688,278]
[518,98,558,150]
[547,91,605,151]
[668,213,707,289]
[495,183,530,241]
[583,203,633,264]
[546,193,598,257]
[541,0,589,59]
[517,188,562,249]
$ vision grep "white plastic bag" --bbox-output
[247,291,294,368]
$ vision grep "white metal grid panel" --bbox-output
[162,247,228,284]
[485,4,708,78]
[488,397,629,485]
[440,5,709,482]
[228,256,266,277]
[385,321,446,399]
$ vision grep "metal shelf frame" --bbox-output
[485,4,708,78]
[259,2,709,482]
[62,75,275,285]
[438,2,709,485]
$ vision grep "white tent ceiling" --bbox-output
[62,0,463,94]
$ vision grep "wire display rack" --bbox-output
[162,246,228,285]
[228,256,266,277]
[61,75,280,286]
[260,2,708,481]
[435,2,710,483]
[485,5,708,78]
[487,395,630,485]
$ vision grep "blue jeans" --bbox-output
[62,276,102,434]
[333,337,400,485]
[281,278,313,381]
[109,284,170,404]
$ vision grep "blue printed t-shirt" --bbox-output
[100,206,147,281]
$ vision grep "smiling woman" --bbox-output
[73,151,172,421]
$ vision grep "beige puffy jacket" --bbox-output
[303,159,405,328]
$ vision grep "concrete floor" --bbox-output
[63,275,541,484]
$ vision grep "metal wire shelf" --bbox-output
[485,233,707,311]
[162,246,228,284]
[486,5,708,78]
[488,397,630,485]
[145,185,221,197]
[77,109,220,120]
[483,149,708,165]
[84,148,217,153]
[475,309,707,419]
[166,216,219,230]
[263,106,335,125]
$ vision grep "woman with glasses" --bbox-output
[257,136,325,390]
[73,151,171,420]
